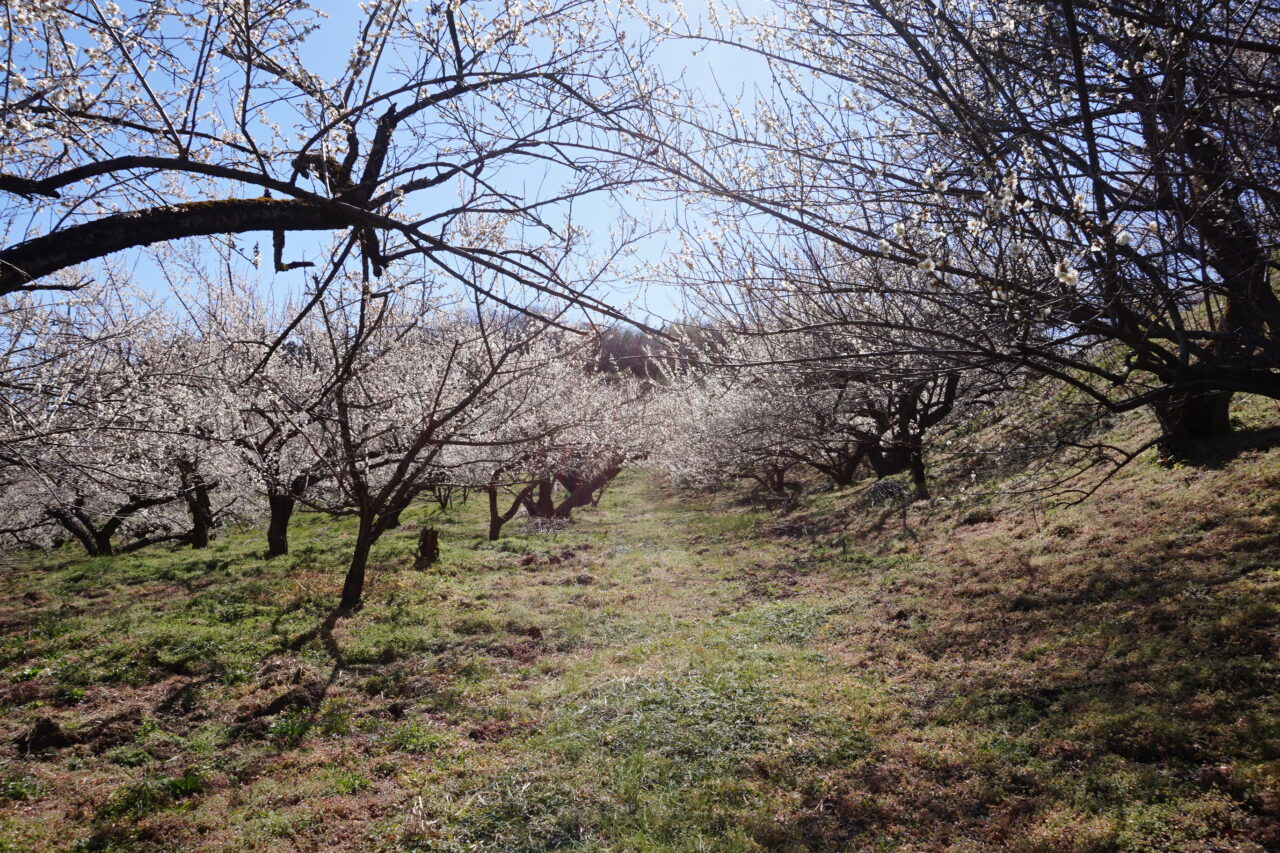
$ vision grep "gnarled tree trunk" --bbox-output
[487,480,538,540]
[553,465,622,518]
[47,507,105,556]
[182,473,214,549]
[811,443,868,487]
[340,517,377,612]
[522,478,557,518]
[868,445,910,478]
[1151,390,1233,462]
[266,494,295,558]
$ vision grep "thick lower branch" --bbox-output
[0,198,368,293]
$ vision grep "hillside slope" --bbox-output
[0,441,1277,850]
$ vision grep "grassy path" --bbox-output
[0,473,876,852]
[1,468,1278,851]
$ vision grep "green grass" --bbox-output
[0,451,1278,851]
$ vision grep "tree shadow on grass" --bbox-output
[762,454,1280,850]
[286,606,347,669]
[913,509,1270,840]
[1180,424,1280,468]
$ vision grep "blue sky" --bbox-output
[2,1,777,327]
[276,0,778,326]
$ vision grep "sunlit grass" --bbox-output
[0,452,1278,850]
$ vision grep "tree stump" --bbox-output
[414,527,439,569]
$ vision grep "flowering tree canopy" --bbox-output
[651,0,1280,460]
[1,0,658,323]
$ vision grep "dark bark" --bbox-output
[808,444,868,487]
[414,528,440,569]
[181,471,214,549]
[47,507,102,556]
[865,374,957,492]
[431,483,459,510]
[764,464,787,496]
[832,445,867,487]
[535,478,556,517]
[487,481,536,540]
[868,445,910,478]
[48,491,180,557]
[119,532,190,553]
[1151,390,1233,462]
[341,492,423,608]
[265,473,319,558]
[488,484,506,541]
[266,494,295,558]
[908,445,929,500]
[552,464,621,518]
[522,478,557,518]
[340,517,376,612]
[0,197,368,295]
[749,463,792,497]
[90,526,115,556]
